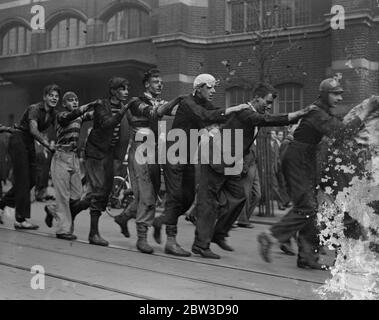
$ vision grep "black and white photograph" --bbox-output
[0,0,378,303]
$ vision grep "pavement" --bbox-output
[0,198,335,300]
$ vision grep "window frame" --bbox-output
[225,86,253,108]
[104,6,150,43]
[226,0,312,34]
[0,24,31,56]
[47,16,87,50]
[274,83,303,114]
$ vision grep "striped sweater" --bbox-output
[56,108,93,151]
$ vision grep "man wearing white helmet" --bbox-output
[192,82,315,259]
[258,77,379,270]
[152,73,250,257]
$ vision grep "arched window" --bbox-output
[104,7,150,42]
[225,86,253,107]
[1,24,31,56]
[48,17,86,49]
[274,83,303,114]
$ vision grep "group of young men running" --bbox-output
[2,70,377,270]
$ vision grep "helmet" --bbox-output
[319,78,344,94]
[193,74,217,89]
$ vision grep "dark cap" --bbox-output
[108,77,129,92]
[319,78,344,94]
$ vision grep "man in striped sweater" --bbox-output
[45,92,95,240]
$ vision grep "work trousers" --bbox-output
[159,163,196,226]
[51,150,82,234]
[194,165,246,249]
[0,132,36,222]
[128,142,160,227]
[271,141,319,260]
[238,164,261,225]
[85,153,114,212]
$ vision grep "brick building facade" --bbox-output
[0,0,378,128]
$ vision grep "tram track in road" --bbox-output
[0,226,324,300]
[0,260,153,300]
[0,225,326,285]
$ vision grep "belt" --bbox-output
[56,145,77,153]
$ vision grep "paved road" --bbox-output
[0,201,333,300]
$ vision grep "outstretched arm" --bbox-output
[57,101,97,127]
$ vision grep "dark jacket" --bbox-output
[85,98,127,161]
[208,109,294,175]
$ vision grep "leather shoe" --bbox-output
[297,259,329,271]
[165,243,191,257]
[89,234,109,246]
[192,245,220,259]
[14,221,39,230]
[56,233,77,241]
[278,205,286,211]
[237,222,254,229]
[44,205,55,228]
[212,239,234,252]
[114,215,130,238]
[280,242,296,256]
[257,233,273,263]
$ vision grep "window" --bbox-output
[104,7,150,42]
[1,25,31,56]
[227,0,312,33]
[274,84,303,114]
[225,87,253,107]
[48,17,86,49]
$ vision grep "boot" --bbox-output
[114,208,134,238]
[136,224,154,254]
[70,198,90,220]
[88,210,109,246]
[257,232,273,263]
[152,216,163,244]
[70,198,90,234]
[297,235,328,270]
[280,240,296,256]
[44,204,56,228]
[192,245,220,259]
[165,225,191,257]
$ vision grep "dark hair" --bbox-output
[43,84,61,97]
[252,83,277,99]
[143,69,161,86]
[108,77,129,96]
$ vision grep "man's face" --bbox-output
[271,131,277,140]
[277,131,284,141]
[197,84,216,102]
[113,85,129,102]
[44,90,59,108]
[64,95,79,111]
[328,92,343,108]
[146,76,163,97]
[256,93,275,114]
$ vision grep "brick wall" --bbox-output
[0,0,378,118]
[157,3,209,35]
